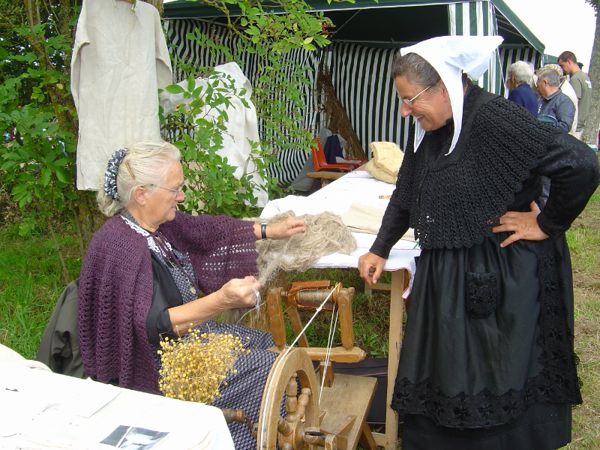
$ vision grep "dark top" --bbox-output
[370,85,598,430]
[371,85,598,256]
[78,213,258,393]
[537,89,576,132]
[507,83,538,116]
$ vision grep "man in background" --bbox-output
[536,65,576,133]
[558,51,592,138]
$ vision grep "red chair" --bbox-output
[310,138,357,172]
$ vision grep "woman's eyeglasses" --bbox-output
[148,184,184,196]
[401,85,432,107]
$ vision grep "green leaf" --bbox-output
[165,84,185,94]
[55,167,69,184]
[41,169,51,187]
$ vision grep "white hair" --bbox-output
[97,141,181,217]
[507,61,534,87]
[536,67,562,87]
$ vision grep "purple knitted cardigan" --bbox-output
[78,212,258,393]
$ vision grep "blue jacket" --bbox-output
[537,90,575,132]
[508,84,538,116]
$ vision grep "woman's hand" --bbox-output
[169,276,261,333]
[358,252,386,286]
[258,217,306,240]
[218,276,261,310]
[492,201,549,247]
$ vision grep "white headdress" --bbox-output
[400,35,503,155]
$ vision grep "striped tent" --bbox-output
[164,0,545,185]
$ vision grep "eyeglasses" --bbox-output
[401,85,432,107]
[148,184,184,196]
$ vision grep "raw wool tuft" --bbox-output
[364,141,404,184]
[256,211,356,284]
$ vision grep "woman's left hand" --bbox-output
[492,201,549,247]
[263,217,306,240]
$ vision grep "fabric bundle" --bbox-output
[364,141,404,184]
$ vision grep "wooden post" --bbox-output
[386,270,404,448]
[266,287,287,350]
[372,270,406,449]
[337,287,355,350]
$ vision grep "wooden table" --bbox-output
[261,170,420,449]
[306,170,347,187]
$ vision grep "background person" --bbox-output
[536,65,576,132]
[558,51,592,137]
[78,141,305,449]
[506,60,538,115]
[358,35,599,450]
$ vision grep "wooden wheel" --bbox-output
[257,348,321,449]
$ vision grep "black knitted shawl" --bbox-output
[396,86,558,249]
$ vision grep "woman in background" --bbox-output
[506,60,538,115]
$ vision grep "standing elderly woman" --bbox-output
[506,60,538,115]
[78,141,305,449]
[358,36,599,449]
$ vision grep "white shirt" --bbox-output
[71,0,172,190]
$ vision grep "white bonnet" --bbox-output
[400,35,503,154]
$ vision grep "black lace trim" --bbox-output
[391,241,582,428]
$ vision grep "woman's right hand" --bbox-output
[358,252,386,286]
[218,276,261,310]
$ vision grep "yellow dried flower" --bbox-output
[158,329,249,404]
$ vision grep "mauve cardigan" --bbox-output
[78,212,258,393]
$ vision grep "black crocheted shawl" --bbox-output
[396,86,558,249]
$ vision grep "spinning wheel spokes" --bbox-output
[257,348,325,449]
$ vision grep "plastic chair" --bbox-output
[311,138,358,172]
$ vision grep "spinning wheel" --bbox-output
[255,281,378,450]
[257,348,326,449]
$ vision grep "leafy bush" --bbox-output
[160,73,277,218]
[0,19,79,236]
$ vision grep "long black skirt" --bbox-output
[392,233,581,449]
[402,403,571,450]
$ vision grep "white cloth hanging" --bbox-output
[161,62,268,207]
[71,0,172,190]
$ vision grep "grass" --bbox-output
[565,189,600,449]
[0,190,598,447]
[0,222,81,358]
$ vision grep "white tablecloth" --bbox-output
[0,344,234,450]
[261,170,420,275]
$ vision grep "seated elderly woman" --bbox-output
[505,60,538,116]
[78,141,305,449]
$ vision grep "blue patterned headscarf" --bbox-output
[104,148,128,200]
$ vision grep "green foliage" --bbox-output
[586,0,599,12]
[161,73,277,217]
[0,15,78,234]
[0,223,81,358]
[172,0,351,196]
